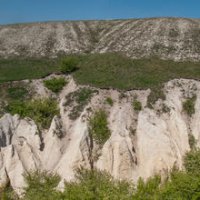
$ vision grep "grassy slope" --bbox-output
[74,53,200,90]
[1,53,200,91]
[0,58,59,83]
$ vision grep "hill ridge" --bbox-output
[1,17,200,61]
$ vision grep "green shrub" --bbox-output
[0,185,18,200]
[23,171,62,200]
[147,87,166,108]
[44,77,67,93]
[183,95,196,116]
[3,149,200,199]
[7,86,28,100]
[6,98,59,129]
[63,169,132,200]
[159,171,200,200]
[105,97,114,106]
[188,134,196,150]
[133,176,161,200]
[89,109,111,145]
[64,88,97,120]
[60,56,79,74]
[21,169,132,200]
[132,100,142,111]
[184,149,200,175]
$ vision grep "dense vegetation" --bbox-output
[73,53,200,90]
[44,77,67,93]
[0,58,59,83]
[1,53,200,91]
[6,98,59,129]
[2,149,200,200]
[89,109,111,145]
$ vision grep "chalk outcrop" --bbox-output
[0,77,199,194]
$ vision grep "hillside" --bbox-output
[1,18,200,61]
[2,17,200,199]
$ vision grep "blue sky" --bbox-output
[0,0,199,25]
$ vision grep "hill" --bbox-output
[1,18,200,61]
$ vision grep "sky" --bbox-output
[0,0,200,25]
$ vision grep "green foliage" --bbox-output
[6,98,59,129]
[188,134,196,150]
[3,149,200,200]
[132,176,161,200]
[0,58,59,83]
[132,100,142,111]
[183,95,197,116]
[14,169,133,200]
[147,86,166,108]
[74,53,200,92]
[44,77,67,93]
[184,149,200,175]
[159,171,200,200]
[105,97,114,106]
[0,185,18,200]
[158,150,200,200]
[63,169,133,200]
[2,53,200,108]
[64,88,97,120]
[7,86,28,100]
[89,109,111,145]
[60,56,79,74]
[23,171,62,200]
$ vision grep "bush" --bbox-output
[3,149,200,199]
[64,88,97,120]
[184,149,200,175]
[89,109,111,145]
[63,169,133,200]
[133,176,161,200]
[6,98,59,129]
[44,77,67,93]
[23,171,62,200]
[20,169,132,200]
[0,185,18,200]
[159,171,200,200]
[105,97,114,106]
[183,95,196,116]
[132,100,142,111]
[60,56,79,74]
[188,134,196,150]
[7,86,28,100]
[147,87,166,108]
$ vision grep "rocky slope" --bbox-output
[1,18,200,61]
[0,75,199,194]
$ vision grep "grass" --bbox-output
[73,53,200,90]
[0,58,59,83]
[2,53,200,107]
[63,88,97,120]
[44,77,67,93]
